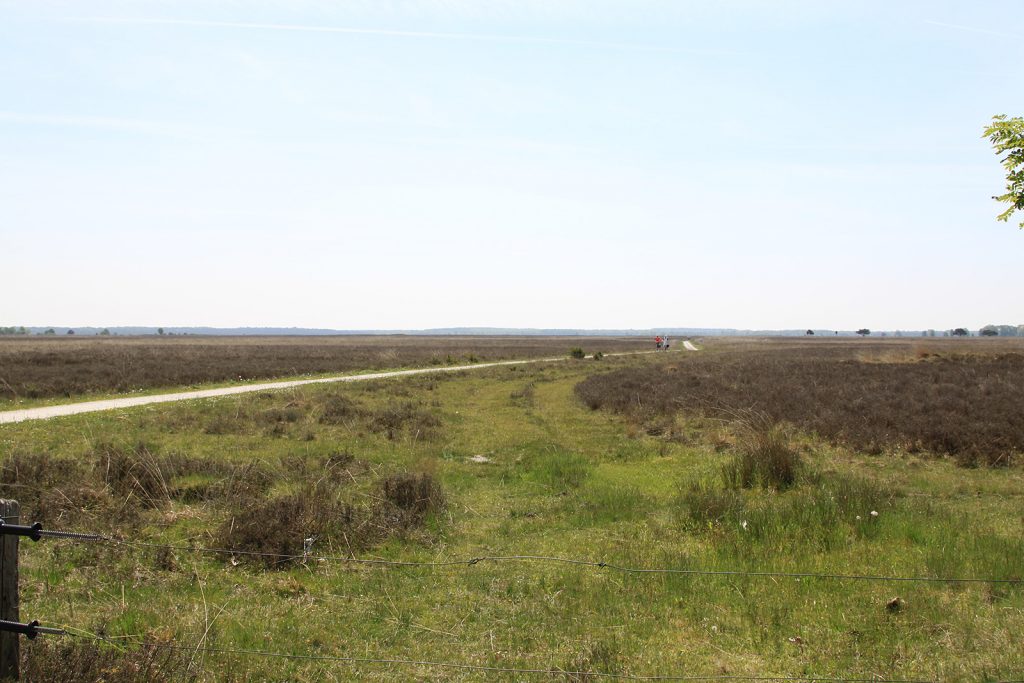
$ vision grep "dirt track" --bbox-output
[0,346,696,424]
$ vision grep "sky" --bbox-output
[1,0,1022,331]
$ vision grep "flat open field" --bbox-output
[0,335,649,405]
[1,338,1022,681]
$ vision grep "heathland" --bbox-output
[0,335,648,405]
[0,337,1022,680]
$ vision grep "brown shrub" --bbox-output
[22,637,199,683]
[95,444,272,508]
[0,443,284,530]
[381,472,446,520]
[0,452,105,525]
[216,470,445,568]
[366,402,440,440]
[216,483,363,567]
[318,395,363,424]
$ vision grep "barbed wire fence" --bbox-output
[2,508,1023,682]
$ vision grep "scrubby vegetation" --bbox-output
[0,335,647,402]
[21,637,199,683]
[216,470,444,568]
[0,341,1021,680]
[576,339,1024,466]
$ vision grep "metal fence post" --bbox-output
[0,500,19,681]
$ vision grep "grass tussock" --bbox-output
[527,449,592,492]
[558,639,623,681]
[720,412,802,490]
[679,415,899,549]
[510,382,536,404]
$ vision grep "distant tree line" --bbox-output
[979,324,1023,337]
[0,326,29,336]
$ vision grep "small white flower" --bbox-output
[741,520,748,530]
[856,515,861,521]
[870,510,879,517]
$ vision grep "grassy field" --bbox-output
[0,335,649,405]
[1,339,1022,681]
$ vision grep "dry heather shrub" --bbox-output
[279,451,359,485]
[216,482,362,567]
[217,471,445,568]
[96,444,273,507]
[318,394,363,424]
[380,472,446,521]
[366,401,441,440]
[721,412,802,490]
[22,638,198,683]
[0,452,106,525]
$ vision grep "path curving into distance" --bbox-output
[0,344,699,425]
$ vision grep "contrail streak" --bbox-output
[924,20,1022,40]
[59,16,740,56]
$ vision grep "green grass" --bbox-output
[1,352,1022,681]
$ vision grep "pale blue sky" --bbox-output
[2,1,1022,330]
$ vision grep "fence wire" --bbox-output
[11,528,1021,682]
[56,628,934,682]
[40,533,1019,585]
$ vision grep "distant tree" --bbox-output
[66,329,75,335]
[993,324,1020,337]
[42,328,56,335]
[805,329,815,336]
[983,115,1024,228]
[981,328,999,336]
[856,328,871,337]
[99,328,111,336]
[157,327,165,335]
[952,328,969,337]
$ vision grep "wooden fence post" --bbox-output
[0,499,19,681]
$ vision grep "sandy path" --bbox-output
[0,348,688,425]
[683,340,699,351]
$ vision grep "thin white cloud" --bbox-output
[0,111,158,131]
[59,16,740,56]
[0,111,212,140]
[924,20,1022,41]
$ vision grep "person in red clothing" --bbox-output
[655,335,663,350]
